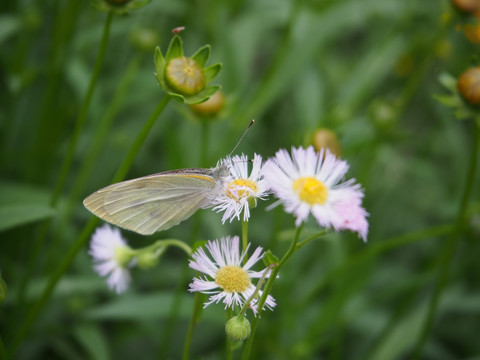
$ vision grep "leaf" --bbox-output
[73,323,110,360]
[0,204,55,233]
[165,35,183,62]
[191,45,211,67]
[203,63,222,83]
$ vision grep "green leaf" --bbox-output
[154,46,165,75]
[73,323,110,360]
[0,15,21,45]
[183,85,221,105]
[191,45,211,67]
[203,63,222,83]
[263,250,279,267]
[165,35,183,62]
[0,204,55,233]
[0,271,6,304]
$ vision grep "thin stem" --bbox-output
[241,225,303,360]
[296,230,327,249]
[51,11,114,206]
[225,308,234,360]
[16,10,114,308]
[68,53,143,207]
[138,239,192,257]
[182,291,204,360]
[413,119,480,358]
[9,96,171,359]
[238,263,276,317]
[242,219,248,264]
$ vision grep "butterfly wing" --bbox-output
[83,171,217,235]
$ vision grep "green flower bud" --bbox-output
[130,28,160,53]
[136,248,164,269]
[225,315,251,341]
[114,246,135,267]
[189,90,225,117]
[165,56,205,96]
[155,35,222,104]
[92,0,149,15]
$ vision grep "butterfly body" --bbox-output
[83,164,230,235]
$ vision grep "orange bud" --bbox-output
[457,67,480,105]
[312,129,341,157]
[189,91,225,116]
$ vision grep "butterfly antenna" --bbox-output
[228,119,255,157]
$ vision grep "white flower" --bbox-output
[212,153,269,223]
[188,236,276,316]
[89,225,136,293]
[263,146,369,242]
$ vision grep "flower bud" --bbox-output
[165,56,205,96]
[457,67,480,105]
[451,0,480,12]
[189,90,225,116]
[312,129,341,157]
[114,246,135,268]
[136,249,164,269]
[225,315,251,341]
[130,28,159,52]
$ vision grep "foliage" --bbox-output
[1,0,480,359]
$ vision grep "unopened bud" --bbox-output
[225,315,251,341]
[312,129,341,157]
[457,67,480,105]
[114,246,135,268]
[165,56,205,96]
[189,91,225,116]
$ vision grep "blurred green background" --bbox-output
[1,0,480,359]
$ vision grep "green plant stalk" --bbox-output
[9,95,171,358]
[242,219,248,264]
[137,239,192,257]
[182,291,205,360]
[51,11,114,206]
[413,120,480,358]
[300,223,455,308]
[225,308,234,360]
[15,6,113,309]
[68,53,143,208]
[241,224,303,360]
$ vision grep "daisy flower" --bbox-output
[212,153,269,223]
[263,146,369,242]
[188,236,276,316]
[89,225,136,294]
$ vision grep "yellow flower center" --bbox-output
[215,265,251,293]
[292,177,328,205]
[165,56,205,95]
[227,179,257,199]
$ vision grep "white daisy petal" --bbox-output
[263,146,369,241]
[188,236,276,316]
[89,224,135,293]
[211,153,270,224]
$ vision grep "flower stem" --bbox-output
[413,119,480,358]
[182,291,204,360]
[16,10,114,308]
[9,95,171,358]
[242,219,248,264]
[138,239,192,257]
[51,11,114,206]
[225,308,234,360]
[241,224,303,360]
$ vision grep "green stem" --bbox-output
[68,53,143,207]
[50,11,114,206]
[238,263,276,318]
[225,308,234,360]
[182,291,204,360]
[9,95,171,359]
[241,225,303,360]
[138,239,192,257]
[413,120,480,358]
[296,230,327,249]
[242,219,248,263]
[16,9,114,309]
